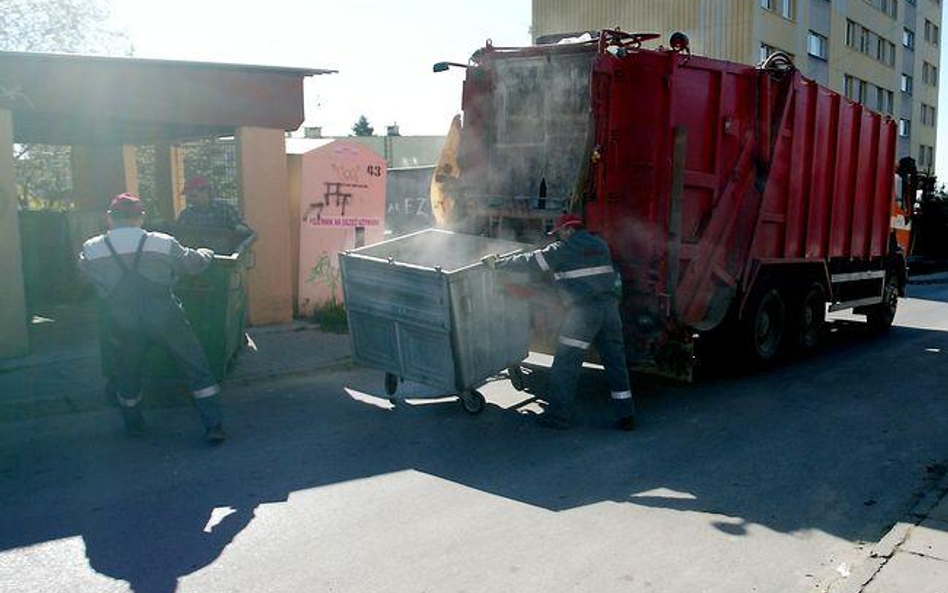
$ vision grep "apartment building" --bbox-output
[533,0,943,170]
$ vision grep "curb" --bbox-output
[827,470,948,593]
[0,356,354,424]
[908,272,948,285]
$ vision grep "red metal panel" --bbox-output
[785,79,815,258]
[850,111,879,258]
[870,123,897,256]
[805,88,837,259]
[829,103,858,258]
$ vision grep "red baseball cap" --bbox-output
[548,213,583,235]
[107,193,144,216]
[183,176,210,193]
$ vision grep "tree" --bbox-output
[1,0,133,209]
[351,115,375,137]
[0,0,132,55]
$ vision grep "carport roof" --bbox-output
[0,51,335,145]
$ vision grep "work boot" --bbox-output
[616,415,636,432]
[204,424,227,444]
[121,407,146,437]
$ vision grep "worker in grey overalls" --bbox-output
[78,193,226,443]
[484,213,636,430]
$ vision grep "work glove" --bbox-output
[481,254,499,270]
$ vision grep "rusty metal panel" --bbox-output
[0,51,330,144]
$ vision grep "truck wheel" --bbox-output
[866,275,899,332]
[745,287,787,364]
[796,283,826,351]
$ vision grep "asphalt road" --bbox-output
[2,284,948,593]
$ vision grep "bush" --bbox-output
[311,304,348,333]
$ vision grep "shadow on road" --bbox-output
[2,315,948,592]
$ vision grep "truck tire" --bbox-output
[795,283,826,351]
[866,275,899,332]
[744,287,787,364]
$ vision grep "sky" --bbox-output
[111,0,948,178]
[110,0,532,138]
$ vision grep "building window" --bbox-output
[925,20,940,46]
[899,119,911,137]
[877,88,894,114]
[847,20,896,66]
[808,31,828,59]
[923,61,939,86]
[761,0,795,19]
[780,0,794,19]
[759,43,793,62]
[921,103,937,127]
[902,73,914,93]
[844,74,869,104]
[919,145,934,169]
[904,28,915,49]
[883,0,898,18]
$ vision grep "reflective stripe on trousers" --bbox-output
[548,299,635,420]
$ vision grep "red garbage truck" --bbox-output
[431,30,916,378]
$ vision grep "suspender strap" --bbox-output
[131,234,148,271]
[103,233,149,273]
[103,236,129,273]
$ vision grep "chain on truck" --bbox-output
[430,29,922,380]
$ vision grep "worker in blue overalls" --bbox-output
[78,193,226,443]
[483,213,636,431]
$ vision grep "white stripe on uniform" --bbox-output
[118,393,143,407]
[553,266,615,281]
[535,251,550,272]
[193,385,221,399]
[559,336,591,349]
[611,391,633,400]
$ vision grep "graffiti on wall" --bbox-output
[302,163,382,228]
[306,252,341,306]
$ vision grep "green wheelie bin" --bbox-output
[99,227,255,398]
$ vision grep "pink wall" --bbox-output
[297,140,386,315]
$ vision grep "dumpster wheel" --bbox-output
[459,389,486,415]
[507,365,525,391]
[384,372,399,396]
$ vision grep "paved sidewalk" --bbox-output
[832,471,948,593]
[0,302,352,422]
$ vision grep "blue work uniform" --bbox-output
[499,229,635,422]
[177,200,248,232]
[78,227,223,431]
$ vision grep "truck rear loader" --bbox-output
[431,31,916,378]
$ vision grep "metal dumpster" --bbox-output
[339,228,531,413]
[100,227,255,391]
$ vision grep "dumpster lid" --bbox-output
[346,229,527,273]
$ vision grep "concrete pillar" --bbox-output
[70,145,139,248]
[237,127,293,325]
[286,153,303,316]
[153,144,186,220]
[0,109,29,358]
[71,144,138,209]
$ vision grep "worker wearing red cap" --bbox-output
[483,213,636,430]
[78,193,227,443]
[177,176,252,235]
